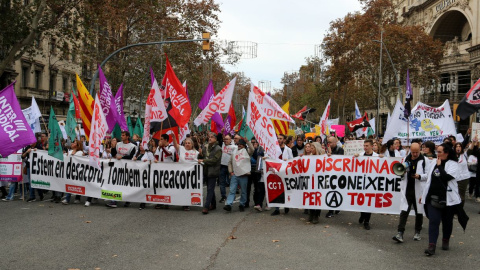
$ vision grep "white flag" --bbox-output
[319,99,331,135]
[194,77,237,126]
[89,94,108,170]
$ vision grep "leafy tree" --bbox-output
[0,0,82,79]
[321,0,443,111]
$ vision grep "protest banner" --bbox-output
[343,140,365,156]
[330,125,345,137]
[0,150,22,182]
[263,155,404,214]
[29,150,203,206]
[383,99,456,144]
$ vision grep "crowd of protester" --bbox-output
[1,127,478,257]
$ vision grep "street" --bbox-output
[1,189,480,270]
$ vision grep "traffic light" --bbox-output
[202,32,211,51]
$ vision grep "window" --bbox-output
[24,0,29,5]
[34,70,41,89]
[71,50,76,63]
[49,38,56,54]
[21,66,29,87]
[63,77,68,92]
[49,73,56,94]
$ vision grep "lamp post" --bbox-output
[373,33,402,134]
[89,37,210,95]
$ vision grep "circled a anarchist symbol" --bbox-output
[325,191,343,208]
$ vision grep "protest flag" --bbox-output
[98,66,120,132]
[72,92,82,119]
[47,107,64,161]
[89,94,108,170]
[292,106,307,120]
[272,101,290,135]
[0,82,37,157]
[355,101,362,120]
[146,68,168,134]
[114,84,129,131]
[198,80,215,110]
[111,123,122,141]
[457,76,480,120]
[404,70,413,118]
[76,74,94,140]
[133,118,144,138]
[194,77,237,126]
[223,103,236,135]
[319,99,331,135]
[127,116,134,136]
[239,106,254,140]
[65,94,77,141]
[162,56,191,128]
[22,96,42,134]
[347,112,371,132]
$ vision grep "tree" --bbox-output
[0,0,82,79]
[321,0,443,111]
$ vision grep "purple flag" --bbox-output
[98,66,120,133]
[114,84,128,131]
[199,80,214,109]
[404,70,413,118]
[223,115,235,135]
[211,112,224,132]
[0,82,37,157]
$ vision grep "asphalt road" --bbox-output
[1,189,480,270]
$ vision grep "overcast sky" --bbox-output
[216,0,363,91]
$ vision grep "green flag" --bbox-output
[65,95,77,141]
[239,109,254,140]
[111,123,122,141]
[127,116,134,136]
[133,118,144,138]
[367,127,375,138]
[48,107,64,161]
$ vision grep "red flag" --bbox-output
[152,126,179,144]
[162,56,191,128]
[346,112,371,132]
[72,92,82,119]
[228,103,236,127]
[291,106,307,120]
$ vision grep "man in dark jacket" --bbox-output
[198,132,222,214]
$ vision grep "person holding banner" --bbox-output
[271,134,293,216]
[134,144,155,210]
[106,131,136,208]
[392,143,428,243]
[421,143,461,256]
[174,136,200,212]
[305,142,325,224]
[154,134,176,163]
[355,139,379,230]
[62,140,85,205]
[198,132,222,215]
[223,138,254,212]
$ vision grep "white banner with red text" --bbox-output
[29,150,203,206]
[264,155,404,214]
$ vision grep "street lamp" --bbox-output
[373,33,402,134]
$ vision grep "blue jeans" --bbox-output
[226,175,248,206]
[7,182,26,199]
[219,166,230,198]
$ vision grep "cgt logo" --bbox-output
[66,184,85,195]
[101,190,122,201]
[191,193,201,206]
[146,195,171,203]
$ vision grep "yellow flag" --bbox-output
[272,101,290,135]
[76,74,94,140]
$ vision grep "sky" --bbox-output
[216,0,363,91]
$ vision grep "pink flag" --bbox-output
[89,94,108,170]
